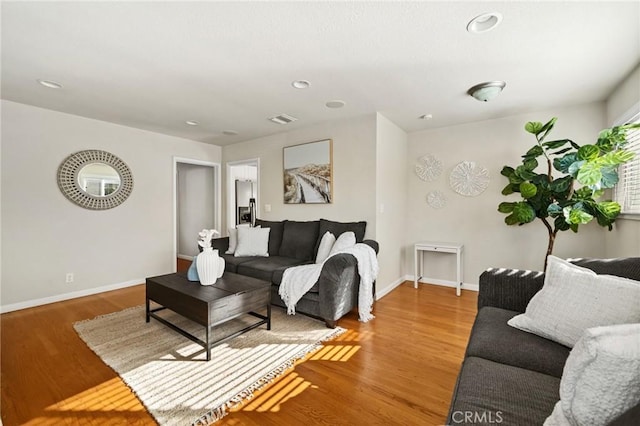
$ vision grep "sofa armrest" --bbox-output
[478,268,545,313]
[317,253,360,324]
[362,239,379,254]
[210,237,229,253]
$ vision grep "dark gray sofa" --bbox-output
[210,218,378,328]
[447,257,640,426]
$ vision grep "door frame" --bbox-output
[226,158,260,231]
[173,157,221,272]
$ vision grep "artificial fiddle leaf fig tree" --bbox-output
[498,117,639,269]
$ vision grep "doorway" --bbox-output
[173,158,221,272]
[226,159,259,231]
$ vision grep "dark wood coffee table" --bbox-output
[145,271,271,361]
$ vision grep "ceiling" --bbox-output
[2,1,639,146]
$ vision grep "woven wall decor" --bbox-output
[426,190,447,209]
[57,150,133,210]
[415,154,443,182]
[449,161,490,197]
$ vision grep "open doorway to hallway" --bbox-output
[174,158,220,272]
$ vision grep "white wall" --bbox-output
[222,114,377,238]
[405,103,608,285]
[605,63,640,257]
[1,100,221,310]
[177,163,216,258]
[375,113,408,295]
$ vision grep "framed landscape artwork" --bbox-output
[283,139,333,204]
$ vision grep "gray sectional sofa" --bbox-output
[210,218,378,328]
[447,257,640,426]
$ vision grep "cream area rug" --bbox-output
[74,305,345,425]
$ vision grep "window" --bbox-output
[614,112,640,215]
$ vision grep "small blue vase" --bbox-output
[187,257,199,281]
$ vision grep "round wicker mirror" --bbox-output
[57,150,133,210]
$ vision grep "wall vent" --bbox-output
[268,114,298,125]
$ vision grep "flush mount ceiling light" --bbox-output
[325,100,346,109]
[292,80,310,89]
[37,79,63,89]
[467,81,506,102]
[268,114,298,125]
[419,114,433,120]
[467,12,503,34]
[185,120,199,126]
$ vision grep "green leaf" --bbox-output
[599,150,636,166]
[568,160,586,176]
[515,165,538,180]
[554,153,579,173]
[501,183,515,195]
[547,203,563,216]
[592,189,604,199]
[596,201,621,220]
[504,214,520,225]
[524,145,544,159]
[525,122,544,135]
[519,182,537,199]
[542,138,571,149]
[523,158,539,170]
[500,166,515,177]
[508,173,524,185]
[538,117,558,141]
[554,215,571,231]
[513,202,536,223]
[550,147,574,156]
[577,144,600,161]
[574,187,593,200]
[498,202,517,213]
[563,206,594,225]
[549,176,572,193]
[600,167,619,189]
[576,162,602,186]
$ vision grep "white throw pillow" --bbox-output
[234,226,270,257]
[544,323,640,426]
[315,231,336,264]
[508,255,640,347]
[328,231,356,257]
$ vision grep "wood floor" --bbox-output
[1,281,477,426]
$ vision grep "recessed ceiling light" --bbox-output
[419,114,433,120]
[292,80,310,89]
[467,12,503,34]
[326,100,346,109]
[37,79,63,89]
[223,130,239,136]
[185,120,199,126]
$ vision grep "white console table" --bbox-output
[414,242,464,296]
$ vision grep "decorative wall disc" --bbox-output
[449,161,490,197]
[426,190,447,209]
[415,154,443,181]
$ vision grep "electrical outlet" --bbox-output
[66,273,74,283]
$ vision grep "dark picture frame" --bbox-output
[283,139,333,204]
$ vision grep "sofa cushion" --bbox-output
[237,256,307,283]
[447,356,560,426]
[545,323,640,426]
[255,219,286,256]
[314,219,366,255]
[278,220,320,261]
[466,307,570,378]
[572,257,640,281]
[508,255,640,347]
[220,253,257,273]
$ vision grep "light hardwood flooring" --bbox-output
[1,281,477,426]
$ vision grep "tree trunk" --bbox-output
[544,230,557,271]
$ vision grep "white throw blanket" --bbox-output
[278,243,379,322]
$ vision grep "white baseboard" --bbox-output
[408,275,479,292]
[376,276,406,300]
[177,254,194,261]
[0,279,144,314]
